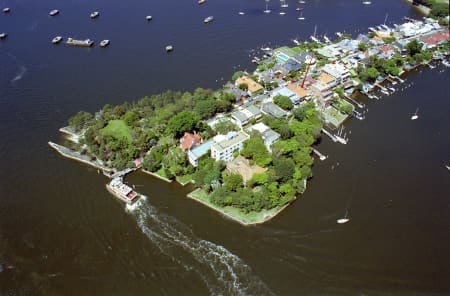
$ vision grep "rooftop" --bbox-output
[189,139,214,159]
[235,76,263,93]
[212,131,250,153]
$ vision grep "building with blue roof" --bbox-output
[188,139,214,167]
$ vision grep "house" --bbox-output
[356,34,370,44]
[281,58,302,72]
[315,44,342,60]
[261,102,288,118]
[188,139,214,167]
[317,72,338,89]
[287,82,309,101]
[235,76,263,96]
[223,84,248,104]
[322,63,350,83]
[336,39,359,53]
[180,132,202,151]
[379,44,396,60]
[211,131,250,162]
[247,122,280,152]
[231,104,261,127]
[271,87,301,105]
[310,81,333,106]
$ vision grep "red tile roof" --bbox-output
[180,132,202,151]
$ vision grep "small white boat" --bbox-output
[280,0,288,8]
[165,45,174,52]
[52,36,63,44]
[446,165,450,171]
[99,39,110,47]
[411,108,419,120]
[298,11,305,20]
[337,210,350,224]
[238,11,245,15]
[0,33,7,39]
[292,38,300,45]
[362,0,371,5]
[49,9,59,16]
[204,16,214,23]
[263,3,271,14]
[3,7,11,13]
[198,0,206,4]
[90,11,99,19]
[299,0,305,3]
[146,15,153,21]
[279,11,286,15]
[261,47,272,51]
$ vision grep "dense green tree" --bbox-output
[214,120,239,135]
[366,67,379,81]
[273,157,295,183]
[123,110,140,127]
[223,173,243,191]
[241,133,272,167]
[68,111,93,132]
[406,39,423,57]
[358,42,368,52]
[273,95,293,110]
[232,71,245,81]
[165,111,201,138]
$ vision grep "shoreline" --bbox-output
[141,169,173,183]
[187,188,292,226]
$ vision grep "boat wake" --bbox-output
[126,201,273,295]
[11,66,27,84]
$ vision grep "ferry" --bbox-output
[66,37,94,47]
[204,16,214,23]
[52,36,63,44]
[106,178,141,204]
[49,9,59,16]
[90,11,99,19]
[99,39,110,47]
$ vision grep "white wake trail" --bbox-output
[126,200,273,296]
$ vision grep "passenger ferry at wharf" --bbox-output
[106,178,141,204]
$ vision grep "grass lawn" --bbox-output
[100,119,132,142]
[188,189,283,225]
[176,174,193,186]
[321,106,348,127]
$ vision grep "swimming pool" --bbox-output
[277,52,290,61]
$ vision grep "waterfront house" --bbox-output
[223,84,248,104]
[356,34,370,44]
[180,132,202,151]
[310,81,333,107]
[287,82,309,101]
[211,131,250,162]
[231,105,261,127]
[315,44,342,60]
[317,72,338,89]
[379,44,396,60]
[235,76,263,96]
[322,63,350,83]
[281,59,302,73]
[247,122,280,152]
[261,102,288,118]
[294,51,316,65]
[188,139,214,167]
[271,86,301,105]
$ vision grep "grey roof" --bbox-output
[294,51,316,63]
[246,104,261,117]
[282,58,302,72]
[356,34,370,44]
[262,129,280,143]
[231,110,250,123]
[212,131,249,153]
[261,102,288,118]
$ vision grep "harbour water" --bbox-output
[1,0,449,295]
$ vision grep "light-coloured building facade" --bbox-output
[211,131,250,162]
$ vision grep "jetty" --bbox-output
[313,148,328,161]
[48,141,112,173]
[344,94,364,109]
[321,128,337,142]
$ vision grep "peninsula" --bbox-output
[50,16,449,225]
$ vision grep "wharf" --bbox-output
[344,94,364,109]
[321,128,337,142]
[59,126,82,143]
[48,141,112,173]
[312,148,328,161]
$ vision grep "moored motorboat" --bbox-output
[52,36,63,44]
[90,11,99,19]
[146,15,153,21]
[0,33,7,39]
[99,39,110,47]
[49,9,59,16]
[411,108,419,120]
[3,7,10,13]
[198,0,206,4]
[238,11,245,15]
[165,45,174,52]
[204,16,214,23]
[66,37,94,47]
[337,218,350,224]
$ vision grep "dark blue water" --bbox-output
[1,0,449,295]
